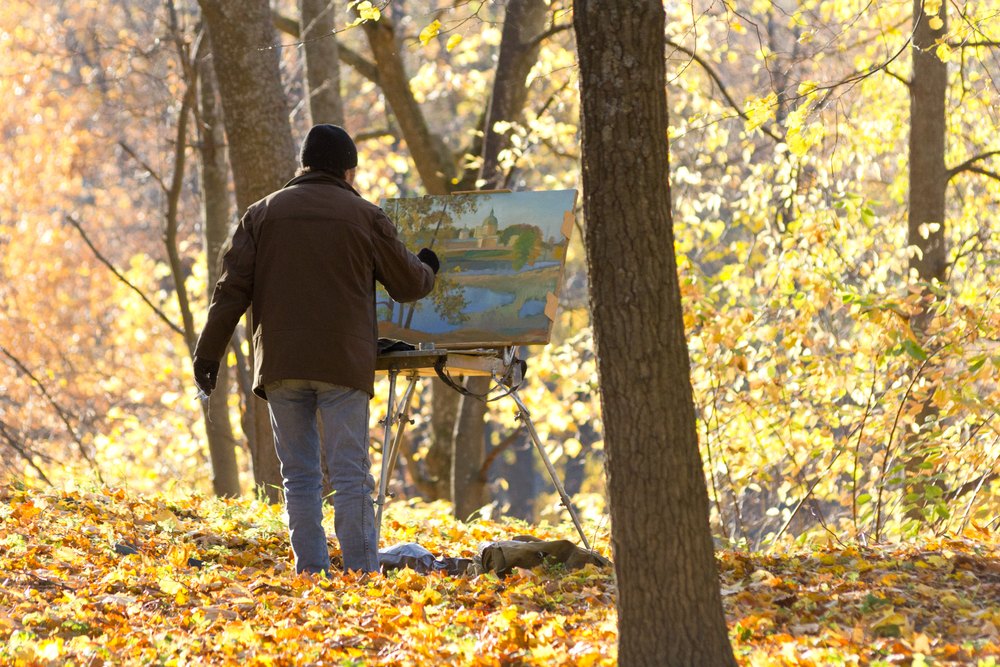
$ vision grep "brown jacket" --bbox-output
[194,171,434,398]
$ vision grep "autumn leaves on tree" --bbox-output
[1,0,998,664]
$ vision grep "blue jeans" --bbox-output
[266,379,378,574]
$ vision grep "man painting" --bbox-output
[193,124,439,574]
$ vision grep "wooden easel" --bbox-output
[373,347,592,551]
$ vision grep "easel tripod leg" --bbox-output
[386,374,420,488]
[509,390,593,551]
[375,370,398,548]
[374,372,420,549]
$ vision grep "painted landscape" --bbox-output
[377,190,576,347]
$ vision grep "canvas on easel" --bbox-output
[377,190,576,348]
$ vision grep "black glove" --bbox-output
[417,247,440,274]
[193,357,220,397]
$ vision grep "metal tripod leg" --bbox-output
[374,371,420,548]
[509,389,592,551]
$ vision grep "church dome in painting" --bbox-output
[478,208,499,237]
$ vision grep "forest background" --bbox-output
[1,0,999,662]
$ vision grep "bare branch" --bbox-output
[271,9,299,37]
[948,40,1000,48]
[882,66,911,87]
[528,21,572,49]
[354,127,397,142]
[65,215,185,337]
[0,418,53,486]
[163,22,200,355]
[478,425,526,481]
[271,10,380,84]
[947,150,1000,181]
[965,167,1000,182]
[337,43,381,85]
[666,39,784,143]
[0,345,103,483]
[118,142,168,192]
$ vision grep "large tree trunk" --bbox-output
[198,0,297,502]
[450,0,549,519]
[908,0,948,284]
[299,0,344,126]
[196,40,241,498]
[574,2,737,665]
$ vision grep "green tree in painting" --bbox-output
[500,224,542,270]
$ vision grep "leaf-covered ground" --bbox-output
[1,485,998,666]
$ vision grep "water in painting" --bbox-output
[378,190,576,347]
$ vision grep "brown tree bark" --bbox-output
[908,0,948,284]
[196,38,241,498]
[479,0,549,189]
[357,8,462,501]
[361,12,455,195]
[450,0,549,518]
[198,0,297,502]
[900,0,950,522]
[451,380,489,521]
[574,1,737,664]
[299,0,344,126]
[424,378,459,500]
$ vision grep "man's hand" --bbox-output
[417,247,440,274]
[193,357,220,397]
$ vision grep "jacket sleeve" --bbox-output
[194,209,257,361]
[372,210,435,303]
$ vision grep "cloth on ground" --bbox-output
[378,542,472,576]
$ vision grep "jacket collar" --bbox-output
[283,170,360,196]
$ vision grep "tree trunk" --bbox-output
[358,7,460,500]
[196,41,241,497]
[479,0,548,188]
[297,0,346,502]
[901,0,950,521]
[299,0,344,126]
[198,0,297,502]
[425,378,459,500]
[450,0,549,519]
[500,436,536,521]
[451,377,490,520]
[574,2,737,665]
[908,0,948,284]
[362,12,455,195]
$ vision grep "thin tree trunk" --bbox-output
[908,0,949,284]
[574,1,737,664]
[425,378,459,500]
[297,0,346,502]
[500,436,536,521]
[479,0,548,188]
[450,0,549,518]
[903,0,950,517]
[299,0,344,126]
[196,46,241,497]
[198,0,297,502]
[451,378,490,520]
[361,12,454,195]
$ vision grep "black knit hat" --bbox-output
[299,124,358,173]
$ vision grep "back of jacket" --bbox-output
[195,171,434,398]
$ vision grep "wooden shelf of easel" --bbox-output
[375,349,505,377]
